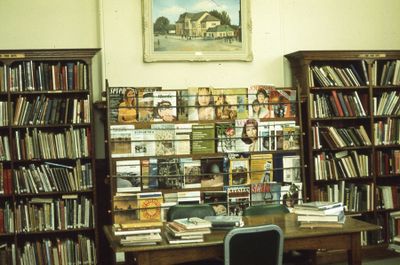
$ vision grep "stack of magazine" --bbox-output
[165,217,212,244]
[113,221,163,246]
[292,201,345,228]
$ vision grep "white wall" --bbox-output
[102,0,400,89]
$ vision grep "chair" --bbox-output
[167,204,222,265]
[243,204,314,265]
[224,224,284,265]
[167,204,216,221]
[243,204,290,216]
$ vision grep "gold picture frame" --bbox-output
[142,0,252,62]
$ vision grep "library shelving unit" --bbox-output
[0,49,99,265]
[285,50,400,247]
[104,85,305,263]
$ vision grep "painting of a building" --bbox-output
[175,12,220,37]
[206,25,235,39]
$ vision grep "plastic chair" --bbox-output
[224,224,284,265]
[243,204,314,265]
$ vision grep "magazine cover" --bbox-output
[200,157,225,187]
[283,155,301,183]
[153,90,177,122]
[157,158,182,189]
[229,158,250,186]
[152,124,175,156]
[202,190,227,216]
[177,90,189,121]
[213,88,248,120]
[181,158,201,189]
[216,122,237,153]
[235,119,259,152]
[174,123,192,155]
[224,185,250,216]
[250,153,273,183]
[269,88,297,118]
[110,124,135,158]
[250,182,281,205]
[115,160,141,192]
[108,87,138,123]
[248,85,275,119]
[137,87,161,122]
[132,129,155,157]
[188,87,215,121]
[113,194,138,224]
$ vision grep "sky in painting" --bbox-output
[152,0,240,25]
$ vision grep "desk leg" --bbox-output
[347,233,361,265]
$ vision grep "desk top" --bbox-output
[103,213,381,253]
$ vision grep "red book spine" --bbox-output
[0,209,4,233]
[331,90,344,116]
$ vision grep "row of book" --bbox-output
[314,150,369,180]
[113,221,163,246]
[113,153,300,192]
[0,201,13,233]
[373,91,400,116]
[293,201,345,228]
[0,61,89,92]
[310,64,367,87]
[13,96,91,126]
[373,59,400,86]
[0,135,10,161]
[108,85,296,123]
[375,150,400,176]
[373,118,400,145]
[12,162,93,194]
[313,182,374,213]
[0,164,11,195]
[14,196,94,232]
[13,127,90,160]
[377,186,400,210]
[310,91,366,118]
[0,102,8,126]
[113,182,303,224]
[312,125,371,150]
[19,236,96,265]
[110,121,300,158]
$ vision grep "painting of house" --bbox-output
[206,25,235,39]
[175,12,221,38]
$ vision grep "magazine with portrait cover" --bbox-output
[213,88,248,120]
[153,90,177,122]
[137,87,161,122]
[108,87,138,123]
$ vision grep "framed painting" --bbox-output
[142,0,252,62]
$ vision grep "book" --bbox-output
[108,87,138,123]
[282,155,301,183]
[120,233,162,246]
[164,231,204,244]
[132,129,155,157]
[225,185,250,216]
[166,222,211,236]
[298,219,345,229]
[181,158,201,189]
[171,217,212,230]
[137,192,163,221]
[216,122,237,153]
[229,158,250,186]
[251,182,281,205]
[250,153,273,183]
[297,211,345,223]
[295,201,343,210]
[213,87,248,120]
[152,124,175,156]
[157,158,182,189]
[113,225,161,236]
[174,123,192,155]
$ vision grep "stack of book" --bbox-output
[165,217,212,244]
[113,221,163,246]
[293,201,345,228]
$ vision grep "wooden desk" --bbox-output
[103,213,380,265]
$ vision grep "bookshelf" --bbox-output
[285,50,400,246]
[104,85,305,262]
[0,49,99,264]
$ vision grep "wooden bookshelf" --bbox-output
[0,49,99,264]
[285,50,400,246]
